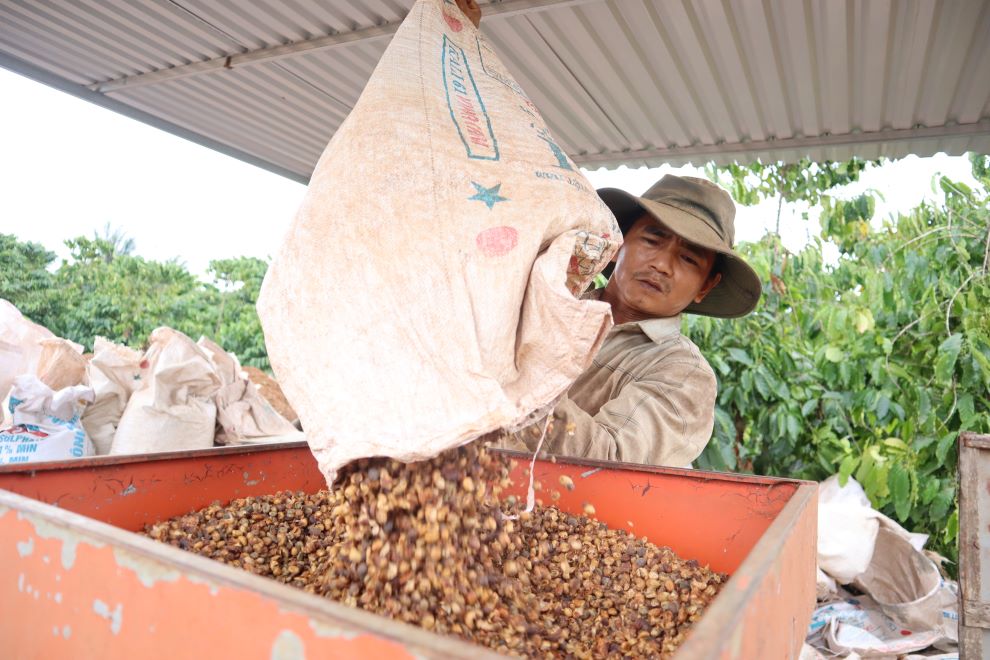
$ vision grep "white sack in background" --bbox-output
[197,337,300,445]
[82,337,146,455]
[808,596,949,658]
[36,337,88,391]
[111,327,220,455]
[818,476,881,583]
[818,475,931,584]
[0,299,56,419]
[819,472,873,508]
[816,567,838,602]
[1,375,94,465]
[813,475,959,657]
[258,0,620,483]
[851,527,956,639]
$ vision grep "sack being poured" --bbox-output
[257,0,620,484]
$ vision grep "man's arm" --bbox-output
[454,0,482,28]
[542,367,717,467]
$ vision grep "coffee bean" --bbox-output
[144,441,723,657]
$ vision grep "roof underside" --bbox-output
[2,0,989,183]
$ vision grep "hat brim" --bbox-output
[598,187,762,319]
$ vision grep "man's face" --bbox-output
[605,215,722,320]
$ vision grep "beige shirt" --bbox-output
[500,305,717,468]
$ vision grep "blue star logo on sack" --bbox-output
[469,182,509,209]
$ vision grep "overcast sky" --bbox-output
[0,67,981,279]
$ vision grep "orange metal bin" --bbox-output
[0,441,817,659]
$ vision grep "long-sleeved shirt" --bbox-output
[498,307,717,468]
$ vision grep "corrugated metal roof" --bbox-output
[1,0,988,183]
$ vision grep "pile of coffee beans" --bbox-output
[145,442,724,657]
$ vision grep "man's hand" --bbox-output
[454,0,482,28]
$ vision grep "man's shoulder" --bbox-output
[675,334,717,378]
[628,331,717,392]
[597,329,713,385]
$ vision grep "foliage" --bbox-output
[971,152,990,189]
[0,234,56,321]
[93,221,137,260]
[690,156,990,566]
[0,233,270,369]
[703,157,878,207]
[46,237,207,346]
[206,257,270,369]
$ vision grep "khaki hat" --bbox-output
[598,175,762,318]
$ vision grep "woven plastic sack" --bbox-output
[111,327,220,455]
[0,299,56,410]
[81,337,146,455]
[197,337,300,445]
[258,0,620,483]
[1,375,94,465]
[36,338,88,391]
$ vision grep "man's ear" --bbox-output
[610,239,628,264]
[694,272,722,304]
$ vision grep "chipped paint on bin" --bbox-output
[16,536,34,557]
[112,547,180,588]
[92,599,123,635]
[0,442,816,659]
[306,617,362,640]
[0,491,465,659]
[17,510,105,569]
[270,629,306,660]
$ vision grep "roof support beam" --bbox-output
[0,51,310,183]
[90,0,601,94]
[572,121,990,166]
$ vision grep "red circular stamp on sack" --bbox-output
[476,226,518,257]
[443,11,463,32]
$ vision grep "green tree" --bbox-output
[94,222,136,261]
[0,233,274,369]
[704,157,877,207]
[205,257,270,369]
[704,157,879,280]
[47,236,215,350]
[0,234,57,322]
[691,155,990,566]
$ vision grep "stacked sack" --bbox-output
[0,299,301,465]
[809,475,958,657]
[1,300,95,464]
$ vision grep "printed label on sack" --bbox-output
[476,36,526,98]
[1,416,88,465]
[516,97,575,172]
[440,0,464,32]
[475,34,578,173]
[442,35,499,161]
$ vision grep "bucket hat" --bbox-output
[598,175,762,318]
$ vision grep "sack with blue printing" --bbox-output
[258,0,620,484]
[0,374,95,465]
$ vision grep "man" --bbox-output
[504,176,761,467]
[566,177,761,461]
[457,1,761,466]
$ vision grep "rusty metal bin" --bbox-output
[0,442,816,659]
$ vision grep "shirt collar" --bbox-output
[583,288,683,344]
[621,315,682,344]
